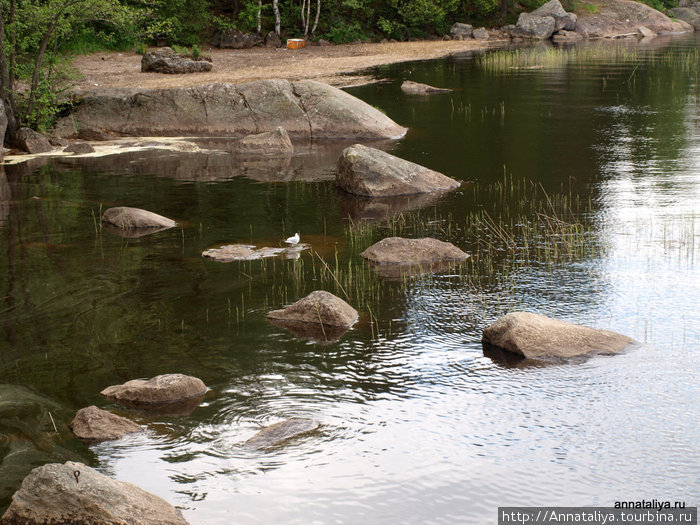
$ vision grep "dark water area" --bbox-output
[1,34,699,523]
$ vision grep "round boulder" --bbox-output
[482,312,636,360]
[267,290,358,329]
[515,12,557,39]
[101,373,208,406]
[360,237,469,266]
[1,461,188,525]
[101,206,177,231]
[337,144,460,197]
[70,405,142,442]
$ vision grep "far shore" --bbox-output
[70,39,509,91]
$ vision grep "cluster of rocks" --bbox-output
[668,0,700,29]
[141,47,213,75]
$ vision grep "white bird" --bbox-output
[285,232,300,245]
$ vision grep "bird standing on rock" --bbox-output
[285,233,300,245]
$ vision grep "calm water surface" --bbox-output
[1,34,699,524]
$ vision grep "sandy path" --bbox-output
[70,39,506,91]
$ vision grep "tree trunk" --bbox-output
[301,0,307,34]
[273,0,280,35]
[304,0,311,36]
[26,26,54,122]
[8,0,15,92]
[311,0,321,35]
[500,0,507,19]
[257,0,262,35]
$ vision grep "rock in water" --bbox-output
[244,418,320,449]
[361,237,468,266]
[337,144,460,197]
[237,127,294,154]
[101,373,208,406]
[0,461,188,525]
[400,81,451,94]
[13,128,52,154]
[141,47,212,74]
[101,207,177,231]
[267,290,358,328]
[70,405,142,443]
[482,312,636,360]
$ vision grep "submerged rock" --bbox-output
[552,29,584,43]
[101,373,208,410]
[1,461,188,525]
[13,128,52,154]
[60,80,406,141]
[101,207,177,232]
[141,47,212,74]
[70,405,142,443]
[337,144,460,197]
[481,312,636,360]
[361,237,468,267]
[237,127,294,154]
[202,243,309,262]
[267,290,358,329]
[400,80,451,94]
[244,418,320,449]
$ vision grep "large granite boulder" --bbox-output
[244,418,320,449]
[472,27,491,39]
[482,312,636,360]
[101,373,208,408]
[141,47,213,74]
[13,127,52,154]
[337,144,460,197]
[361,237,469,267]
[70,405,142,442]
[450,22,474,38]
[0,461,188,525]
[237,126,294,154]
[60,80,406,141]
[668,7,700,26]
[400,80,451,94]
[575,0,692,37]
[515,12,557,39]
[267,290,358,329]
[532,0,577,30]
[101,207,176,232]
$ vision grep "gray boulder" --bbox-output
[70,405,142,442]
[141,47,212,74]
[1,461,188,525]
[482,312,636,360]
[101,373,208,407]
[450,22,473,38]
[532,0,578,30]
[63,80,407,141]
[575,0,691,38]
[472,27,490,40]
[264,31,282,47]
[515,12,557,39]
[238,126,294,154]
[337,144,460,197]
[245,418,320,449]
[101,206,176,231]
[64,142,95,154]
[360,237,469,267]
[267,290,358,329]
[401,80,451,94]
[668,7,700,23]
[13,127,52,154]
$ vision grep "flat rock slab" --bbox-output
[400,80,452,94]
[244,418,320,449]
[337,144,460,197]
[267,290,358,329]
[101,207,177,231]
[361,237,469,266]
[237,126,294,154]
[482,312,636,360]
[0,461,188,525]
[70,405,142,443]
[202,243,309,262]
[101,373,208,407]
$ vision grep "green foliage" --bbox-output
[191,43,201,58]
[518,0,547,11]
[324,21,368,43]
[135,41,148,54]
[136,0,212,45]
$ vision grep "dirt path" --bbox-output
[70,39,506,91]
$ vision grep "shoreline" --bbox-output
[70,39,508,91]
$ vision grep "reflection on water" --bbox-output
[1,35,699,523]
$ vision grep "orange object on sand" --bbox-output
[287,39,306,50]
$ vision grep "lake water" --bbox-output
[1,34,698,523]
